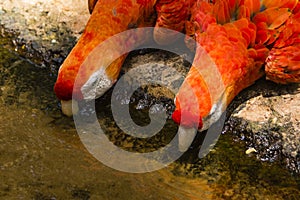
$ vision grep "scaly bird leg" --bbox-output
[173,19,265,130]
[172,1,266,149]
[173,0,300,150]
[54,0,157,116]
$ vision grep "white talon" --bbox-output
[178,126,197,152]
[61,100,79,117]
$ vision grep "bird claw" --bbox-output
[61,100,79,117]
[178,126,197,152]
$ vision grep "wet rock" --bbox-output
[226,81,300,173]
[0,0,89,70]
[120,50,191,116]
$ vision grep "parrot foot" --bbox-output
[61,100,78,117]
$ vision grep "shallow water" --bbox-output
[0,44,299,199]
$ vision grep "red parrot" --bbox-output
[54,0,300,149]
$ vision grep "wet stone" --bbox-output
[0,0,88,70]
[226,80,300,173]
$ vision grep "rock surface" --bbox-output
[0,0,299,173]
[225,80,300,173]
[0,0,89,70]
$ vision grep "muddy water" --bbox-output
[0,44,299,199]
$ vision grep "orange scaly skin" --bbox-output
[54,0,157,100]
[172,0,300,129]
[173,18,264,129]
[54,0,203,101]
